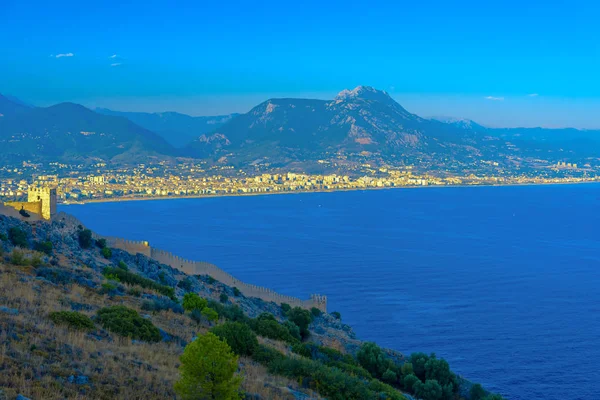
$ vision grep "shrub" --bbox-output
[96,306,161,342]
[95,238,107,249]
[211,322,259,357]
[102,267,175,300]
[471,383,487,400]
[78,229,93,249]
[331,311,341,320]
[253,344,286,365]
[9,227,28,248]
[182,292,207,312]
[403,374,420,392]
[128,287,142,297]
[117,260,128,271]
[220,293,229,303]
[291,343,312,358]
[280,303,291,314]
[382,368,398,384]
[33,240,53,255]
[19,208,30,218]
[101,247,112,259]
[36,267,73,285]
[206,275,216,284]
[233,287,241,297]
[177,278,193,291]
[100,282,118,295]
[287,307,313,340]
[357,342,392,380]
[202,307,219,324]
[283,320,301,341]
[0,233,8,241]
[414,379,443,400]
[249,315,299,344]
[174,332,242,400]
[206,300,247,323]
[142,297,184,314]
[49,311,95,331]
[311,307,322,318]
[30,253,43,267]
[10,249,29,266]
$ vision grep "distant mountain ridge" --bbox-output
[95,108,239,147]
[0,97,177,162]
[2,88,600,170]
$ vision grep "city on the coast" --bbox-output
[0,160,596,204]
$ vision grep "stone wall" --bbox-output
[3,201,43,218]
[55,212,327,312]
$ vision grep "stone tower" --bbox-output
[27,186,57,220]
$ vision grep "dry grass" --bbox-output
[0,259,321,399]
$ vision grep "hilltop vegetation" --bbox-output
[0,214,505,399]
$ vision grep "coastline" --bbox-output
[62,179,600,206]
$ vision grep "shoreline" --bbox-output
[61,179,600,206]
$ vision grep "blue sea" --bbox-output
[61,184,600,400]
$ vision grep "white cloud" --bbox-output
[110,63,122,67]
[55,53,74,58]
[484,96,504,101]
[109,54,119,59]
[528,93,539,97]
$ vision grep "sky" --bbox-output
[1,0,599,128]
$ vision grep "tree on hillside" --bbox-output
[287,307,313,339]
[182,292,208,312]
[174,332,242,400]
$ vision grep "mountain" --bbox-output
[185,86,495,169]
[96,108,239,147]
[0,102,178,162]
[184,86,600,171]
[0,94,31,117]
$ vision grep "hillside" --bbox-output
[95,108,239,148]
[0,100,178,163]
[0,213,504,400]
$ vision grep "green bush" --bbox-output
[280,303,291,314]
[248,313,299,344]
[117,260,129,271]
[253,344,286,365]
[206,300,247,323]
[101,247,112,259]
[10,249,29,266]
[128,287,142,297]
[331,311,341,320]
[403,374,420,392]
[471,383,487,400]
[175,333,242,400]
[100,282,118,295]
[49,311,95,331]
[211,322,259,356]
[102,267,175,300]
[177,278,193,291]
[33,240,53,255]
[96,306,161,342]
[310,307,322,318]
[202,307,219,323]
[182,292,207,312]
[283,321,301,341]
[291,343,312,358]
[233,287,241,297]
[414,379,443,400]
[220,293,229,303]
[78,229,93,249]
[357,342,393,380]
[9,227,28,248]
[286,307,313,340]
[206,275,216,284]
[95,238,107,249]
[0,233,8,242]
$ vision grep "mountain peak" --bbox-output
[334,86,393,103]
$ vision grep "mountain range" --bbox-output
[1,87,599,171]
[95,108,239,147]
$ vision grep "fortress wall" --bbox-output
[150,247,327,311]
[3,201,43,218]
[0,203,44,222]
[55,212,327,311]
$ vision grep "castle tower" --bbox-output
[27,186,57,220]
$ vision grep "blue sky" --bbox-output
[1,0,599,128]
